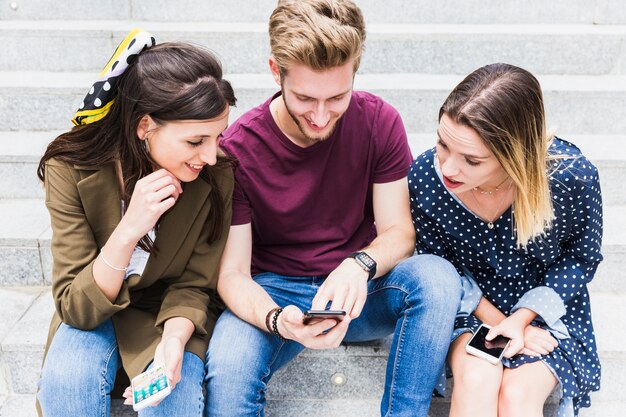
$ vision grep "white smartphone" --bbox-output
[465,324,511,365]
[131,363,171,411]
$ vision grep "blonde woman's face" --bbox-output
[435,113,509,195]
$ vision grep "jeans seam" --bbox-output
[255,339,287,417]
[367,284,410,298]
[383,313,408,417]
[99,339,119,417]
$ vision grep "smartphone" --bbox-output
[131,363,171,411]
[465,324,511,365]
[303,309,346,325]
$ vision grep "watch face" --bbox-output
[356,252,375,270]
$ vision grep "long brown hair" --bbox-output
[38,42,237,251]
[440,63,553,248]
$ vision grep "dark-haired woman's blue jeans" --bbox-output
[206,254,462,417]
[38,319,205,417]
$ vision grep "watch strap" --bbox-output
[348,252,376,281]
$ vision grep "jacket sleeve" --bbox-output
[44,160,130,330]
[154,168,234,335]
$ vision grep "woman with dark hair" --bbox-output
[36,29,236,417]
[409,63,602,417]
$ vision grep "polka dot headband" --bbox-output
[72,28,156,126]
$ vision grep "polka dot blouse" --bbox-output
[409,137,603,417]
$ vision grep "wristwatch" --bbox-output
[348,251,377,281]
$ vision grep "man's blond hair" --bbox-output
[269,0,366,74]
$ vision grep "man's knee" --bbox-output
[397,254,462,303]
[207,310,274,384]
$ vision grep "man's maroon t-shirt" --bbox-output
[220,91,412,276]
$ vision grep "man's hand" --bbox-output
[276,305,351,349]
[310,258,369,319]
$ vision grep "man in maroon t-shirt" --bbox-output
[205,1,462,416]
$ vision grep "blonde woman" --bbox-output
[409,63,602,417]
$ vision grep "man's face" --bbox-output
[276,60,354,144]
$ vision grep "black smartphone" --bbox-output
[303,309,346,325]
[465,324,511,365]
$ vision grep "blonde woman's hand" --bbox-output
[522,325,558,357]
[486,315,526,358]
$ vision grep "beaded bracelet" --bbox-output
[99,250,128,272]
[265,307,289,342]
[265,307,280,333]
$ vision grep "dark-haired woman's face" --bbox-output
[435,113,508,195]
[139,107,229,182]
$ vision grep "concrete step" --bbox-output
[1,21,625,75]
[1,394,624,417]
[3,131,625,205]
[1,72,625,135]
[0,288,624,416]
[0,199,50,286]
[1,0,625,25]
[0,395,135,417]
[0,195,624,288]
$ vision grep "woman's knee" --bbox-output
[449,340,502,401]
[498,365,555,416]
[140,353,205,417]
[39,322,120,409]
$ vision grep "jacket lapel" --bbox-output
[75,163,212,284]
[141,177,212,280]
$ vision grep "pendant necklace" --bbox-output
[470,179,513,229]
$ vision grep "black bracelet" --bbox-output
[265,307,280,333]
[271,308,289,342]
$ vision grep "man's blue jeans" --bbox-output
[38,319,206,417]
[205,254,462,417]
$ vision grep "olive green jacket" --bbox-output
[42,159,233,379]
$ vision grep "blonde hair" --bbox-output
[440,63,556,249]
[269,0,366,74]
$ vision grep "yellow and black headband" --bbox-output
[72,28,156,126]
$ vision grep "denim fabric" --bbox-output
[38,319,205,417]
[205,254,461,417]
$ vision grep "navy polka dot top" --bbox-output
[409,137,602,417]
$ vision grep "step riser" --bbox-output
[1,236,625,292]
[3,157,625,205]
[1,29,624,75]
[1,395,622,417]
[1,0,623,24]
[2,85,625,135]
[2,289,624,416]
[4,342,624,402]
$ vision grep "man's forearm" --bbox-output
[362,224,415,278]
[218,270,279,331]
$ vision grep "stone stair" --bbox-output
[1,0,625,416]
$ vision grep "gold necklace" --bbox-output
[473,176,510,195]
[470,180,513,229]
